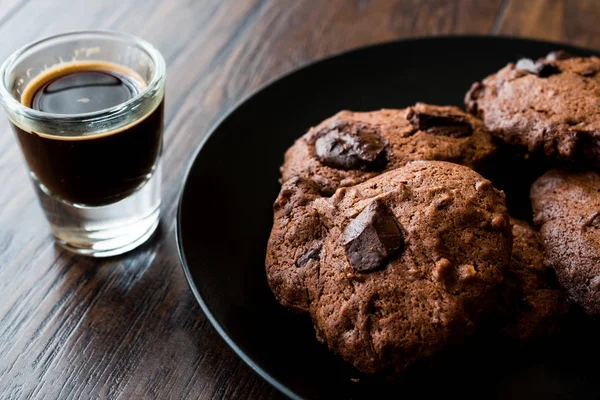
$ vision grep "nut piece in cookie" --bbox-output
[465,52,600,166]
[531,169,600,316]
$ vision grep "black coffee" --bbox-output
[12,62,163,206]
[31,70,140,114]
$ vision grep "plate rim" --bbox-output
[175,34,599,400]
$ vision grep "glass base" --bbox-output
[32,165,161,258]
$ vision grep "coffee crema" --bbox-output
[12,61,164,206]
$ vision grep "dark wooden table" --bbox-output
[1,0,599,398]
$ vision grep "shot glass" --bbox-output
[0,31,166,257]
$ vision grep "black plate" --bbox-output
[177,37,600,400]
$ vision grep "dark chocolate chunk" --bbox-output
[295,242,323,267]
[343,200,404,272]
[465,81,485,114]
[407,105,472,138]
[536,61,561,77]
[546,50,573,61]
[584,212,600,229]
[314,122,387,170]
[580,66,598,77]
[516,58,561,78]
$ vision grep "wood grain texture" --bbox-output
[0,0,596,398]
[494,0,600,48]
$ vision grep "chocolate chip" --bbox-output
[465,82,485,115]
[580,66,598,77]
[407,104,472,138]
[516,58,561,78]
[295,242,323,267]
[314,122,387,170]
[546,50,573,61]
[343,200,404,272]
[537,62,561,77]
[584,212,600,229]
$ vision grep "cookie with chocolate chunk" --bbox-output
[265,177,326,312]
[465,51,600,166]
[280,103,495,195]
[531,169,600,316]
[501,218,569,341]
[267,161,512,374]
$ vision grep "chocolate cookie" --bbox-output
[267,161,512,374]
[531,169,600,315]
[465,51,600,166]
[265,177,326,311]
[280,103,495,195]
[501,218,569,341]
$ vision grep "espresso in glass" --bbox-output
[14,61,163,206]
[0,31,166,257]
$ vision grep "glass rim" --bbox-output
[0,29,166,124]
